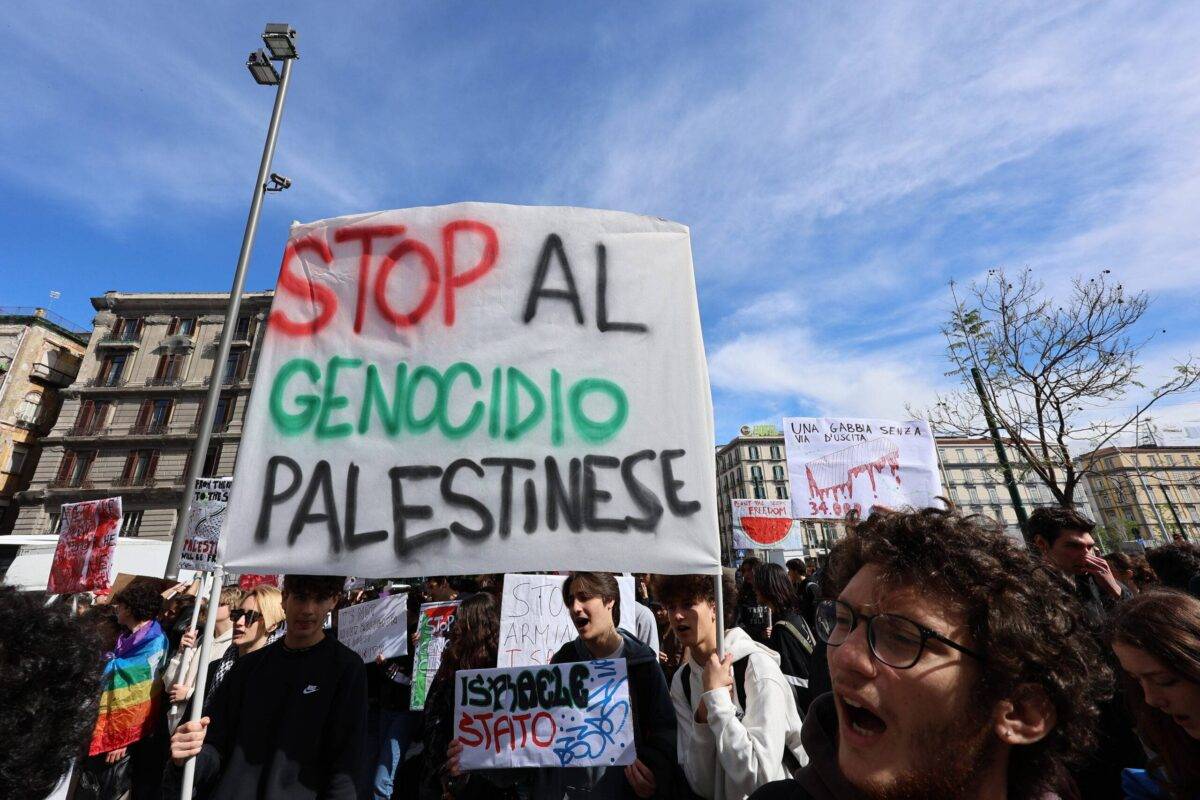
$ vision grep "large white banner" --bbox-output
[180,477,231,573]
[223,204,718,576]
[731,498,803,551]
[497,573,636,667]
[783,417,942,520]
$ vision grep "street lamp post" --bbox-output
[164,25,298,582]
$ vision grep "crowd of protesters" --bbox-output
[3,504,1200,799]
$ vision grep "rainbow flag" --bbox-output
[89,619,169,755]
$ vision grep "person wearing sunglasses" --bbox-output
[198,585,285,711]
[751,507,1112,800]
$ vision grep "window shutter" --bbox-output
[136,400,152,428]
[57,452,75,482]
[120,453,135,484]
[147,451,160,480]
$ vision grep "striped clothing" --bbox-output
[89,619,169,756]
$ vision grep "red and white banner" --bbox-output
[47,497,122,594]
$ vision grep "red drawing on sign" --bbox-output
[805,438,901,503]
[740,516,793,545]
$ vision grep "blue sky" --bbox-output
[3,1,1199,443]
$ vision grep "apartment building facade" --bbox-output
[715,424,840,565]
[1079,445,1200,544]
[0,309,88,533]
[12,291,273,539]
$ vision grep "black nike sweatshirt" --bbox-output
[164,635,368,800]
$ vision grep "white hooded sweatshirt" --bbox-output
[671,627,807,800]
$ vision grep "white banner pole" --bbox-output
[714,573,726,658]
[179,566,223,800]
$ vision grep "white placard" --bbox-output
[783,417,942,520]
[731,498,803,550]
[222,203,719,577]
[180,477,231,573]
[456,658,635,769]
[336,594,408,662]
[497,573,636,667]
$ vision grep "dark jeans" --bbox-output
[366,708,422,800]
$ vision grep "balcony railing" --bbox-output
[129,421,169,436]
[203,374,243,387]
[48,478,94,490]
[113,475,157,488]
[66,421,106,437]
[145,376,183,387]
[86,375,126,388]
[191,419,232,434]
[97,334,141,347]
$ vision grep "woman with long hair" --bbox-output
[754,562,817,714]
[1111,589,1200,798]
[419,592,511,800]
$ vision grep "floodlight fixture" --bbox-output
[262,23,298,60]
[246,49,280,85]
[265,173,292,192]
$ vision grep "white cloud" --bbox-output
[708,325,951,420]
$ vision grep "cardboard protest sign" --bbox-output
[783,417,941,520]
[498,574,636,667]
[411,600,459,709]
[336,594,408,663]
[731,498,803,550]
[456,657,635,769]
[222,203,719,578]
[180,477,230,572]
[47,498,122,593]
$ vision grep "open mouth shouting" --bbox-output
[837,691,888,748]
[573,613,592,636]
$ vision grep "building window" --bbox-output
[16,390,44,425]
[974,448,987,462]
[770,445,782,460]
[773,465,785,481]
[135,398,173,433]
[967,485,979,502]
[223,351,247,383]
[56,451,95,487]
[97,354,128,386]
[776,485,789,500]
[988,486,999,503]
[5,444,30,475]
[748,445,760,460]
[955,448,966,462]
[155,353,186,382]
[121,510,144,537]
[111,317,141,341]
[120,450,158,485]
[211,394,235,432]
[753,485,766,499]
[47,512,62,534]
[202,444,222,477]
[751,465,763,480]
[233,315,252,340]
[167,317,196,337]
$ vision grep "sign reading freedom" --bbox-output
[223,204,719,577]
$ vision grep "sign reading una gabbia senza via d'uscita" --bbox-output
[223,203,720,577]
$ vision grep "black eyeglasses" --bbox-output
[815,599,984,669]
[230,609,263,625]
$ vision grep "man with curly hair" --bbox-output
[167,574,367,799]
[0,586,105,800]
[751,507,1112,800]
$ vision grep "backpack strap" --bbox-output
[776,620,816,656]
[680,662,692,707]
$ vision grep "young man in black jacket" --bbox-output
[541,572,677,799]
[167,574,367,799]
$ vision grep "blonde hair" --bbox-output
[245,586,285,633]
